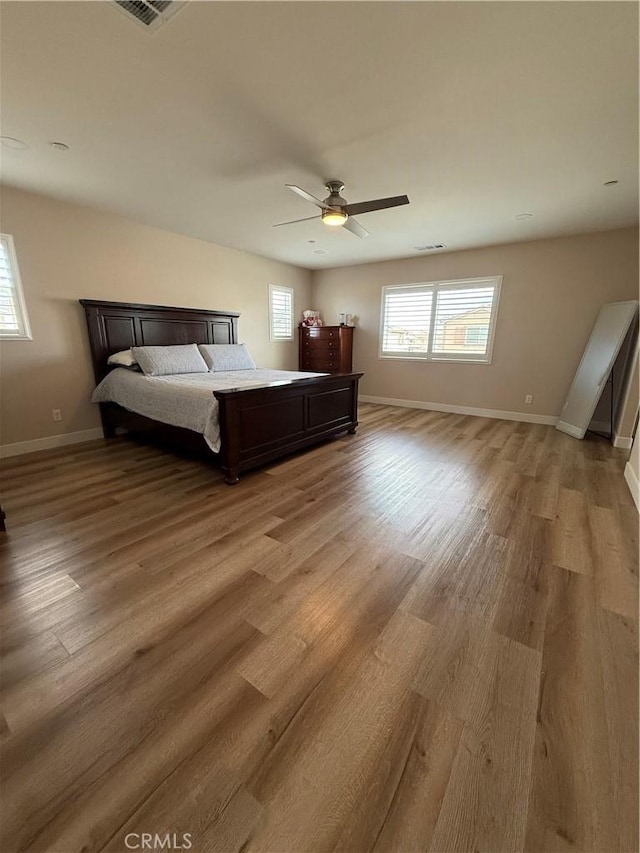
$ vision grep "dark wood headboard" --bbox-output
[80,299,240,382]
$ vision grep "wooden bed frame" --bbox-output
[80,299,363,484]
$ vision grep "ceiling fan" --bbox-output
[273,180,410,238]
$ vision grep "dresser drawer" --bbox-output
[302,339,338,352]
[302,357,339,371]
[302,331,338,340]
[301,326,340,338]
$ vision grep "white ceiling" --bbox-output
[0,1,637,270]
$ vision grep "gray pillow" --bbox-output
[198,343,257,371]
[132,344,209,376]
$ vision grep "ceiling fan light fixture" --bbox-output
[280,181,408,239]
[322,209,348,226]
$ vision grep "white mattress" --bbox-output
[92,367,326,453]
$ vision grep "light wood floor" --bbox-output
[0,404,638,853]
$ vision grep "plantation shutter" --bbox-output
[270,285,294,341]
[431,283,497,358]
[381,285,434,356]
[380,277,501,363]
[0,234,31,339]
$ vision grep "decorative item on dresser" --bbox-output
[299,325,354,374]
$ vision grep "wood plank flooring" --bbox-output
[0,404,637,853]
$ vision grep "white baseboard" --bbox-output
[359,395,559,426]
[0,428,104,459]
[624,461,640,510]
[613,434,634,450]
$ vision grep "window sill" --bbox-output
[378,354,492,365]
[0,333,33,341]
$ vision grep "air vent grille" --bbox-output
[415,243,446,251]
[113,0,186,32]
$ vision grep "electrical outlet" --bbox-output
[524,395,533,404]
[52,409,62,422]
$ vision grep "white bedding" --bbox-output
[92,367,326,453]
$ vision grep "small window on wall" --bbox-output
[379,276,501,363]
[269,285,294,341]
[0,234,32,340]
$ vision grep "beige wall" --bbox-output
[312,228,639,418]
[0,186,312,446]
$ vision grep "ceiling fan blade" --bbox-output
[342,217,370,238]
[273,214,322,227]
[342,194,409,217]
[286,184,330,210]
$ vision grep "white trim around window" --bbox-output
[269,284,294,341]
[379,275,502,364]
[0,233,32,341]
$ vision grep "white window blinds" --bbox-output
[0,234,31,340]
[380,277,501,363]
[269,285,294,341]
[381,285,434,355]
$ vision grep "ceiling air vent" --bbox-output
[113,0,187,32]
[415,243,446,251]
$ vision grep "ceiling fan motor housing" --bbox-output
[324,180,347,208]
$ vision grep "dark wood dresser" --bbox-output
[299,325,354,374]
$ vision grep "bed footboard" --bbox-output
[214,372,363,484]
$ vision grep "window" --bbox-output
[269,285,294,341]
[380,276,501,363]
[0,234,31,340]
[464,327,489,347]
